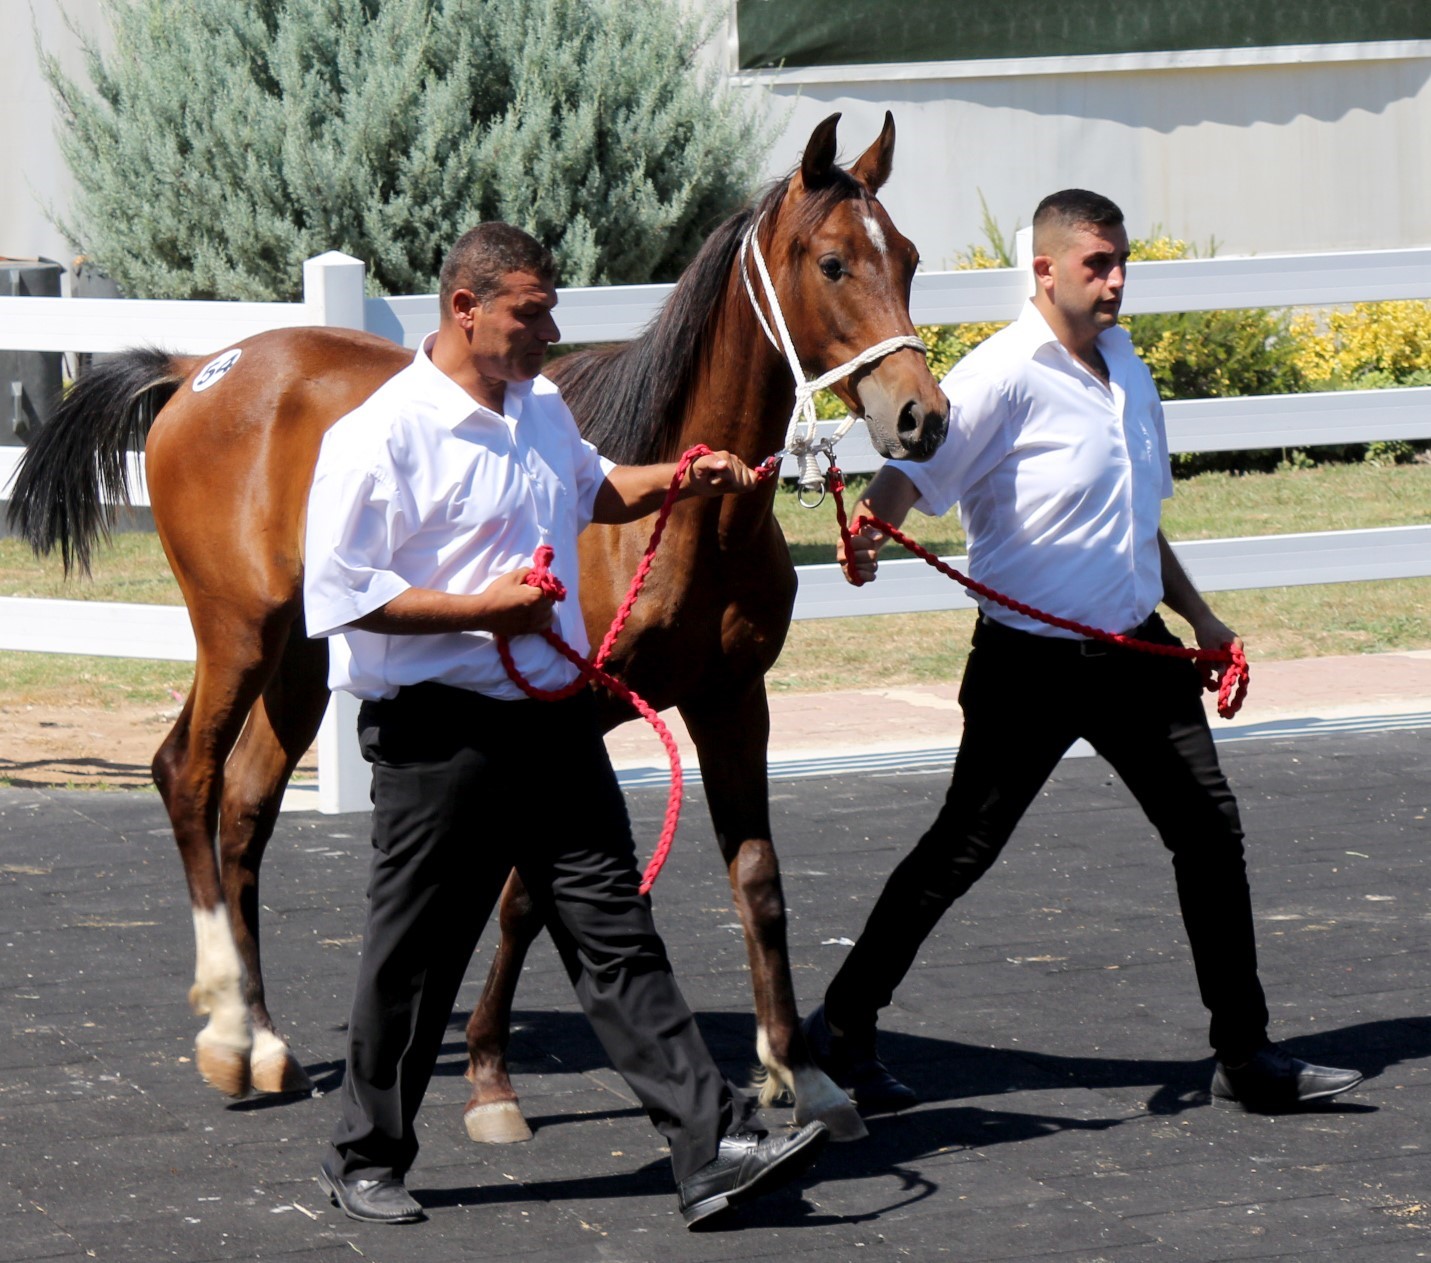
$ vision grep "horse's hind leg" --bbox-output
[462,870,541,1143]
[681,683,867,1142]
[217,623,330,1095]
[152,614,281,1098]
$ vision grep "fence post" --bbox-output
[317,691,369,815]
[303,251,366,330]
[1014,226,1035,297]
[303,251,373,814]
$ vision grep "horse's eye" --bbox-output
[819,256,844,281]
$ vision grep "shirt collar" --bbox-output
[414,331,534,428]
[1010,300,1124,363]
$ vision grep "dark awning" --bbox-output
[735,0,1431,70]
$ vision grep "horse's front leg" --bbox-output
[681,685,867,1142]
[463,869,542,1142]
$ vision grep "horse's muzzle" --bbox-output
[888,398,948,462]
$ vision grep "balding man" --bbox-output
[803,190,1362,1118]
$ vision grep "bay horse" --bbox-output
[8,112,947,1143]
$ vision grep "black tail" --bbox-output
[5,348,190,573]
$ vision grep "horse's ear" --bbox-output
[848,111,896,193]
[799,113,842,189]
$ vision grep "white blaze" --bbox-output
[862,213,887,255]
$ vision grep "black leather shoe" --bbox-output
[678,1122,828,1228]
[319,1159,426,1224]
[802,1003,919,1115]
[1210,1043,1363,1112]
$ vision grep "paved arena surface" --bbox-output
[3,721,1431,1261]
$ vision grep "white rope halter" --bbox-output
[738,213,926,500]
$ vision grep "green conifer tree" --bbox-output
[43,0,769,299]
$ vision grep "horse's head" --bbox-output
[755,111,949,462]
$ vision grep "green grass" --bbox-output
[0,531,189,707]
[0,650,190,709]
[6,460,1431,703]
[1162,461,1431,538]
[0,530,182,604]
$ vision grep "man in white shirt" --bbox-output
[803,190,1362,1118]
[304,223,827,1227]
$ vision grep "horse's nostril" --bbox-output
[897,400,920,437]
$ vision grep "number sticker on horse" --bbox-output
[192,348,242,393]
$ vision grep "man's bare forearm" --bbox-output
[855,465,921,532]
[350,575,552,637]
[592,450,757,524]
[1158,531,1238,647]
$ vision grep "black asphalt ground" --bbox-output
[3,727,1430,1262]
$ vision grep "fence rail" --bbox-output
[2,246,1429,811]
[10,522,1427,637]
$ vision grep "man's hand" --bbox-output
[832,466,919,586]
[837,515,888,586]
[1190,612,1243,691]
[479,568,556,636]
[683,450,759,498]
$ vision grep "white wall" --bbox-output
[1,0,111,291]
[733,42,1431,265]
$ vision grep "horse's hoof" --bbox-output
[196,1039,251,1098]
[463,1100,533,1144]
[795,1094,868,1143]
[251,1049,313,1096]
[786,1064,869,1142]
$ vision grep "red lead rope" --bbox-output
[495,444,719,893]
[825,462,1250,719]
[496,447,1249,896]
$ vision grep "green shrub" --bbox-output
[43,0,767,299]
[1363,439,1416,467]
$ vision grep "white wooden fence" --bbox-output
[2,245,1429,811]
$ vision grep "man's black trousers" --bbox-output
[329,683,749,1185]
[825,613,1271,1064]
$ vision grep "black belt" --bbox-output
[973,612,1169,658]
[369,679,588,717]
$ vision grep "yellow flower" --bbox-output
[1129,236,1190,262]
[1291,302,1431,383]
[956,246,1007,271]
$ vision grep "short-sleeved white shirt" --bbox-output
[893,300,1173,639]
[303,333,615,700]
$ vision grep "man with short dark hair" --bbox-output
[803,189,1362,1117]
[305,222,827,1227]
[437,221,554,309]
